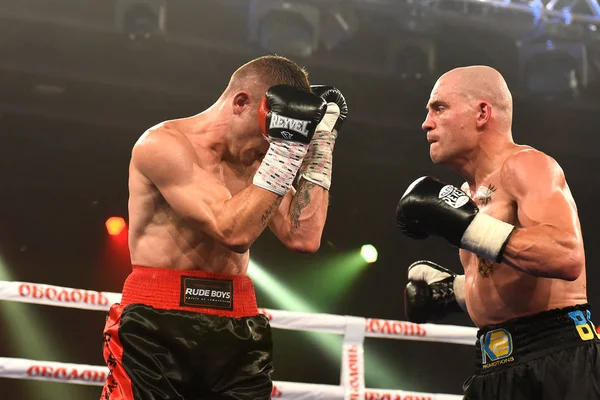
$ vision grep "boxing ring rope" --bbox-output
[0,280,476,399]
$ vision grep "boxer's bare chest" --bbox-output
[460,176,517,278]
[132,150,258,272]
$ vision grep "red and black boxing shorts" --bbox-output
[100,266,273,400]
[463,304,600,400]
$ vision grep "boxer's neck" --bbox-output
[172,110,232,162]
[455,135,517,193]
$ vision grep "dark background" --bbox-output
[1,0,600,398]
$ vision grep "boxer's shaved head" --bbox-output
[422,65,516,166]
[436,65,513,131]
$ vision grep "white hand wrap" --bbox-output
[298,103,340,190]
[253,140,309,196]
[460,213,515,262]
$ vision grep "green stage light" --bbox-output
[247,258,403,388]
[0,256,71,400]
[360,245,378,263]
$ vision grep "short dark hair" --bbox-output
[229,55,310,93]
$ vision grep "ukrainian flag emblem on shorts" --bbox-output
[480,328,513,367]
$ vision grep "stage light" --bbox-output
[360,244,378,263]
[105,217,127,236]
[248,258,401,388]
[115,0,167,41]
[518,39,588,101]
[388,38,436,80]
[248,0,320,57]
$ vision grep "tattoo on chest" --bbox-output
[261,198,282,227]
[478,257,494,278]
[290,181,317,228]
[478,184,497,206]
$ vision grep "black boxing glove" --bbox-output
[254,85,327,196]
[258,85,326,144]
[297,85,349,190]
[405,260,466,323]
[396,176,515,262]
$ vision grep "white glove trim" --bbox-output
[460,213,515,262]
[315,103,340,134]
[453,275,467,311]
[407,262,451,284]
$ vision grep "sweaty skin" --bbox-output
[127,111,330,275]
[128,120,256,275]
[458,148,587,327]
[423,66,587,327]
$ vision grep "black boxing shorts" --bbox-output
[463,304,600,400]
[100,266,273,400]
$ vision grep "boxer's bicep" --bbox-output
[132,133,229,236]
[499,150,584,279]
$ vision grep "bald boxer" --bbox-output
[396,66,600,399]
[100,55,348,400]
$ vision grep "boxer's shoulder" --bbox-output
[137,122,193,150]
[499,146,566,200]
[501,146,556,180]
[501,146,555,170]
[131,124,198,181]
[138,121,196,154]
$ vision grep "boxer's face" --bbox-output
[230,90,269,165]
[422,78,479,165]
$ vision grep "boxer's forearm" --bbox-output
[500,225,584,281]
[199,185,283,253]
[269,179,329,253]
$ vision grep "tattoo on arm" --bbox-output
[261,197,282,227]
[290,181,317,228]
[478,257,494,278]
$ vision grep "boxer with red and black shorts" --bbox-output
[102,267,271,399]
[99,55,348,399]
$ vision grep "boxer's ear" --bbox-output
[232,91,251,115]
[476,101,492,129]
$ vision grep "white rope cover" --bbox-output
[0,358,462,400]
[0,280,474,399]
[0,281,478,345]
